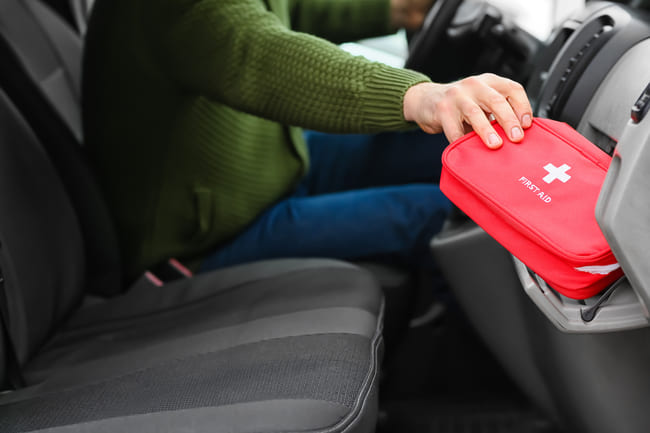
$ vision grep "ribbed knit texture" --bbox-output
[83,0,430,280]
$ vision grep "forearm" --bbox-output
[161,0,429,133]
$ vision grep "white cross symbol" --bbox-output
[543,163,572,184]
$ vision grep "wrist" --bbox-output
[403,82,446,134]
[403,82,435,122]
[403,83,419,122]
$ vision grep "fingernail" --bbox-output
[511,126,523,141]
[489,133,502,148]
[522,114,532,127]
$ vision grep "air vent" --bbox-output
[526,26,574,108]
[538,15,615,121]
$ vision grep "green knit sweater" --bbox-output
[84,0,430,280]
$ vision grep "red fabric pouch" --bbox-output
[440,118,622,299]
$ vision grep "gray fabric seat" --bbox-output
[6,264,382,433]
[0,2,390,430]
[0,89,383,432]
[27,259,382,382]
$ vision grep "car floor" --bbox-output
[377,276,566,433]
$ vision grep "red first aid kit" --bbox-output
[440,118,623,299]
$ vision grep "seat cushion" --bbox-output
[0,259,383,433]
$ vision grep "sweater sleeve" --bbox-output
[159,0,430,134]
[288,0,393,44]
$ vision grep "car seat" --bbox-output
[0,0,384,431]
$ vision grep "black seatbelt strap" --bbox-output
[0,264,25,390]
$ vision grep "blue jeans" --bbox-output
[200,130,452,271]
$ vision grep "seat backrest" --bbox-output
[0,89,86,374]
[38,0,91,34]
[0,0,122,296]
[0,0,81,140]
[69,0,93,33]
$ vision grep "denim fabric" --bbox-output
[200,130,451,271]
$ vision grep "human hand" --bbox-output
[390,0,436,31]
[403,73,533,149]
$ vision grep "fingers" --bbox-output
[483,73,534,129]
[477,86,523,144]
[402,74,533,149]
[459,98,504,149]
[438,74,532,148]
[434,93,503,148]
[460,74,529,144]
[437,108,466,144]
